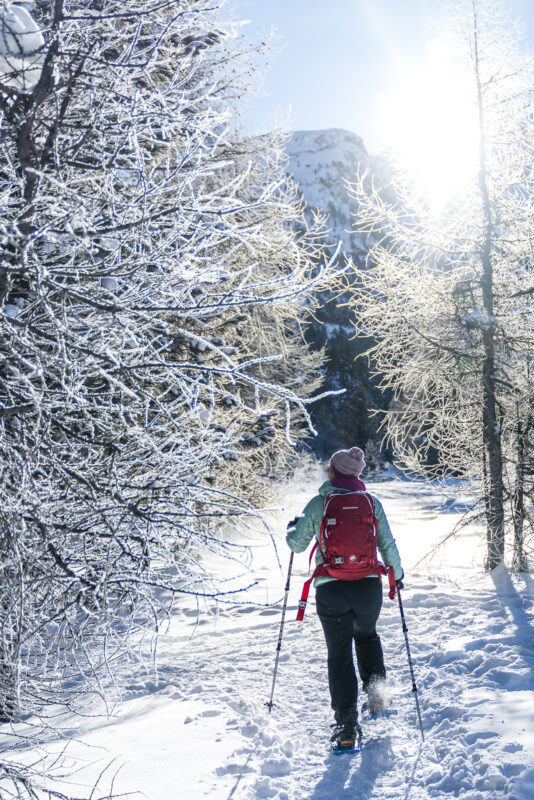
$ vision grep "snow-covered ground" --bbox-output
[2,470,534,800]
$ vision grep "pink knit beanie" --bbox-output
[330,447,366,476]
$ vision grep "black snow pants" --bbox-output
[316,577,385,723]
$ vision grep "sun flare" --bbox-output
[379,47,480,211]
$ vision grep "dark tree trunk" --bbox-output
[473,2,505,570]
[0,556,19,722]
[512,406,529,572]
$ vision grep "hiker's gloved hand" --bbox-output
[396,570,405,590]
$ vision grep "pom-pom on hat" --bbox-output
[330,447,366,476]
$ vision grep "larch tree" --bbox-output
[347,0,534,571]
[0,0,338,794]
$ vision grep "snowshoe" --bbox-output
[361,701,398,721]
[330,721,362,754]
[331,741,361,755]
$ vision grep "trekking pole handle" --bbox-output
[283,553,292,594]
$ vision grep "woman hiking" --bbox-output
[286,447,403,752]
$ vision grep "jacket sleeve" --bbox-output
[374,497,403,580]
[286,494,323,553]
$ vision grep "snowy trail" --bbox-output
[2,476,534,800]
[164,572,534,800]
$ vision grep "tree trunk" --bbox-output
[0,582,19,722]
[480,329,505,569]
[512,407,529,572]
[473,1,505,569]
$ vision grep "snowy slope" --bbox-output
[286,128,389,257]
[3,471,533,800]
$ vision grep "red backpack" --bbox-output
[296,490,396,621]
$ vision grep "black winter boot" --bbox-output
[330,706,362,750]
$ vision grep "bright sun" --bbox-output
[379,47,480,211]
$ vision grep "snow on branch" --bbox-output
[0,3,339,794]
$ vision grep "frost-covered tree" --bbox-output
[347,0,534,571]
[0,2,337,786]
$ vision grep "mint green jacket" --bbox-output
[286,481,403,588]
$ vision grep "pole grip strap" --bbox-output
[386,565,396,600]
[296,577,313,621]
[296,563,329,621]
[376,563,397,600]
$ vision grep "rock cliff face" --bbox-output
[286,129,391,460]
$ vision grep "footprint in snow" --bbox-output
[474,767,507,792]
[464,730,497,745]
[225,698,251,715]
[240,722,259,737]
[503,762,526,777]
[260,757,291,777]
[503,741,523,753]
[254,776,278,799]
[438,705,465,721]
[259,730,279,746]
[215,760,255,776]
[156,684,182,697]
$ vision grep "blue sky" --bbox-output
[232,0,534,153]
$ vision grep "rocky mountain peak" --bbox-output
[286,127,388,258]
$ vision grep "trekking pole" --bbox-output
[265,551,294,713]
[397,586,425,741]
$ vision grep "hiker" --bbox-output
[286,446,403,750]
